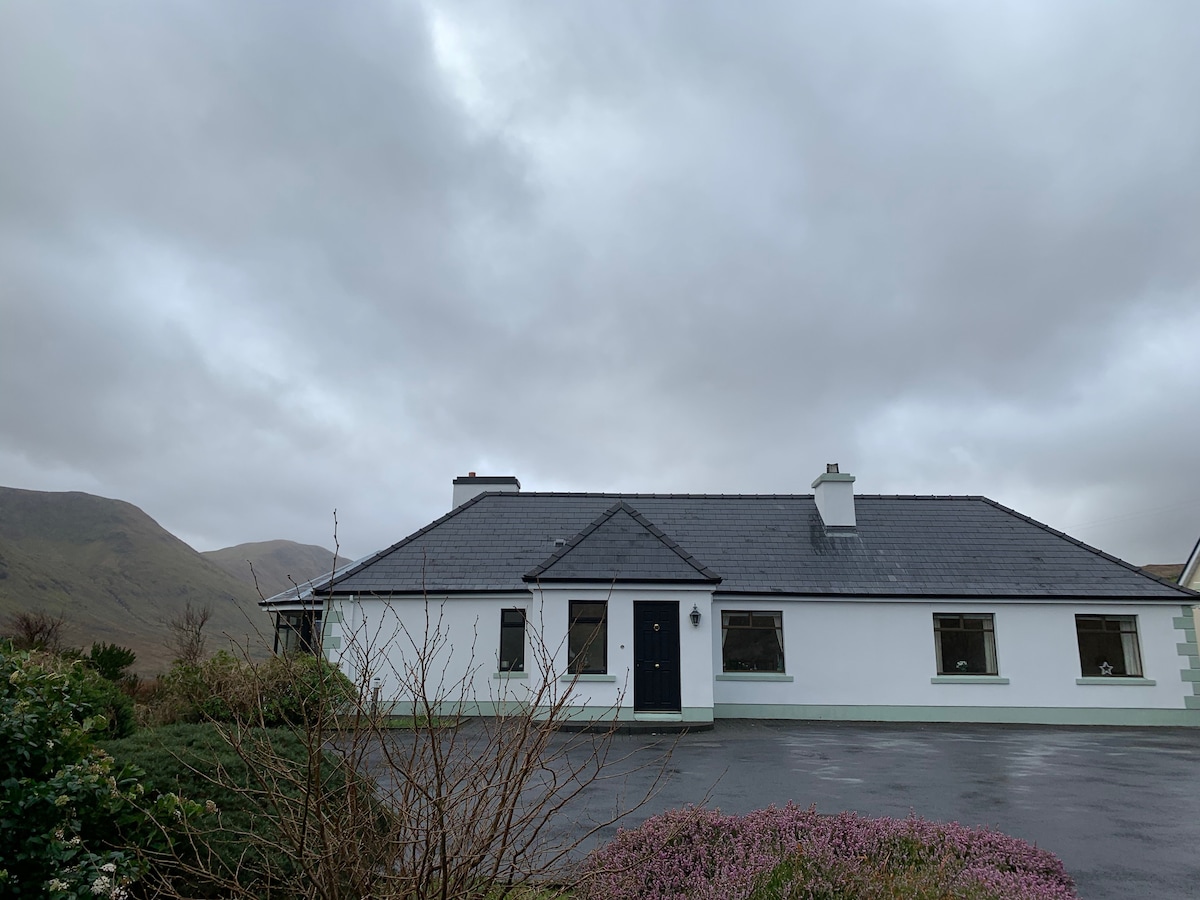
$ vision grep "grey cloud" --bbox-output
[1,1,1198,565]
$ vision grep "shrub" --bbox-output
[74,668,137,740]
[577,804,1077,900]
[149,651,356,727]
[0,646,163,898]
[85,642,138,685]
[3,610,66,652]
[100,723,378,898]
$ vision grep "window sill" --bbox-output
[931,675,1009,685]
[716,672,794,682]
[1076,677,1156,686]
[493,671,528,680]
[559,674,616,683]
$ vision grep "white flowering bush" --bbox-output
[0,646,198,898]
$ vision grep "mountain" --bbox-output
[1140,563,1184,583]
[0,487,340,673]
[202,540,351,600]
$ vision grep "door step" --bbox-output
[634,712,684,722]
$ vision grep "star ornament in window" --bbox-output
[1099,661,1114,676]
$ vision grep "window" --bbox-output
[933,614,998,675]
[1075,615,1142,677]
[499,609,526,672]
[721,611,785,673]
[568,601,607,674]
[275,610,321,654]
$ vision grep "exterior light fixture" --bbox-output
[689,604,701,627]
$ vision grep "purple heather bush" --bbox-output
[577,804,1077,900]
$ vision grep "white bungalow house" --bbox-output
[264,469,1200,728]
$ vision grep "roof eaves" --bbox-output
[715,587,1196,600]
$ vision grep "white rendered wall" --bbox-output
[325,592,1191,720]
[326,594,535,712]
[529,584,716,719]
[712,598,1191,712]
[325,585,716,718]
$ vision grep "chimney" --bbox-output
[812,463,856,531]
[452,473,521,509]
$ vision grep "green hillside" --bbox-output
[203,540,351,600]
[0,487,286,673]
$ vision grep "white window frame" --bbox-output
[1075,614,1143,678]
[933,613,999,676]
[720,610,785,673]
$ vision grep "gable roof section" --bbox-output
[316,492,1198,599]
[523,501,721,584]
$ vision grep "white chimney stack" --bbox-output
[452,473,521,509]
[812,463,856,530]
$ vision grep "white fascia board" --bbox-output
[713,592,1190,606]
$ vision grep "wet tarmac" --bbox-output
[552,720,1200,900]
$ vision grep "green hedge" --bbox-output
[150,652,357,727]
[100,723,365,898]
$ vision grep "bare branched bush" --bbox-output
[136,591,674,900]
[164,600,213,666]
[5,608,67,651]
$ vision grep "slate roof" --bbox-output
[523,501,721,583]
[315,493,1198,600]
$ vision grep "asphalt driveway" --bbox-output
[555,721,1200,900]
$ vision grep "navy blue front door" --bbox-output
[633,601,681,712]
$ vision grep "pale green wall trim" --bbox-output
[371,700,533,718]
[559,674,617,683]
[554,705,713,724]
[493,671,528,680]
[323,635,341,650]
[716,673,795,682]
[931,676,1010,685]
[363,699,1197,726]
[1075,677,1156,686]
[326,610,345,624]
[712,703,1200,726]
[1174,608,1200,697]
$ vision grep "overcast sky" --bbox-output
[1,1,1198,566]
